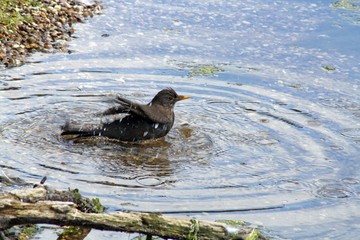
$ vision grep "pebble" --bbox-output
[0,0,102,68]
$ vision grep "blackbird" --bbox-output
[61,88,189,142]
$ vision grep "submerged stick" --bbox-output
[0,185,265,240]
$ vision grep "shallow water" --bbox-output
[1,0,360,239]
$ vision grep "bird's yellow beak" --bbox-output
[177,95,190,101]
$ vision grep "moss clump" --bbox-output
[246,228,262,240]
[17,225,40,240]
[187,218,199,240]
[70,188,104,213]
[92,197,104,213]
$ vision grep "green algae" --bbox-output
[322,65,336,71]
[331,0,360,10]
[187,64,224,77]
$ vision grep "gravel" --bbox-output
[0,0,102,68]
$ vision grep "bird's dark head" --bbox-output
[150,88,189,108]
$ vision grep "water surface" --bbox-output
[1,0,360,239]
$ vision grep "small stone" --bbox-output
[51,203,73,213]
[62,2,71,8]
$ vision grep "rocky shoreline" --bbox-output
[0,0,102,68]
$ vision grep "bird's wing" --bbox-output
[101,96,166,123]
[101,96,132,116]
[101,105,128,116]
[101,96,142,116]
[106,95,172,124]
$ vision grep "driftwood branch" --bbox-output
[0,186,265,240]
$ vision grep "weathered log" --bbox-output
[0,186,265,240]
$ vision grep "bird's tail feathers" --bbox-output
[61,121,101,137]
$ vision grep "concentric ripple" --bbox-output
[1,52,358,240]
[1,62,359,212]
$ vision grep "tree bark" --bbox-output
[0,186,265,240]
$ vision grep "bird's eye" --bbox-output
[168,96,174,101]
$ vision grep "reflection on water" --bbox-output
[1,0,360,239]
